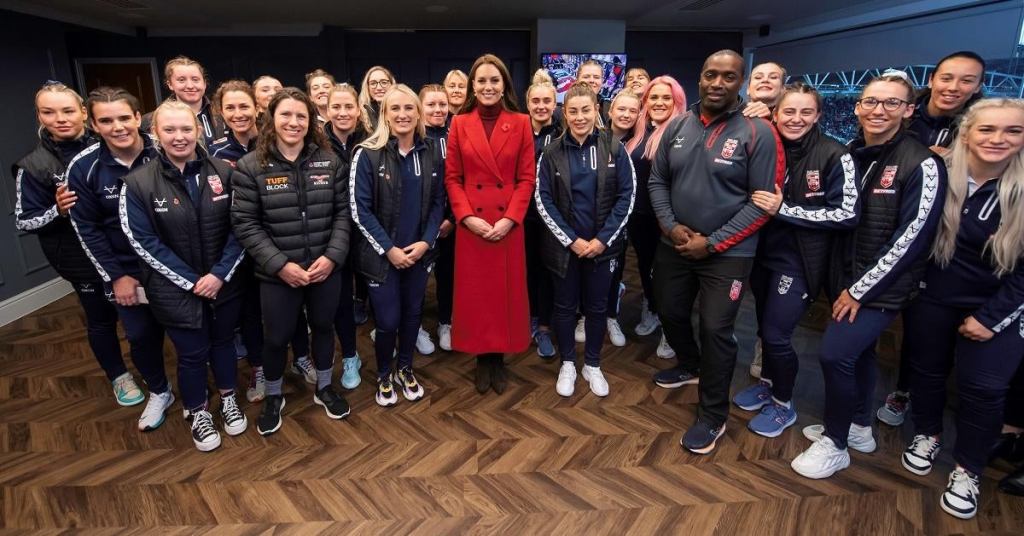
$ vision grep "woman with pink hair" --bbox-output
[607,76,687,359]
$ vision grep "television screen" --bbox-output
[540,53,627,103]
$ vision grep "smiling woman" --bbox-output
[445,53,535,394]
[230,87,352,436]
[119,98,248,452]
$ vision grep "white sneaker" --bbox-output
[802,423,877,453]
[438,323,452,351]
[574,318,586,343]
[188,409,222,452]
[635,300,660,336]
[941,467,980,519]
[606,318,626,347]
[902,434,941,476]
[791,436,851,479]
[656,334,675,359]
[582,365,609,397]
[138,390,175,431]
[416,326,435,355]
[750,338,763,378]
[112,372,144,406]
[556,362,577,397]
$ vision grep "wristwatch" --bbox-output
[705,241,716,255]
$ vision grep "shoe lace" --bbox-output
[608,320,623,336]
[379,378,394,394]
[400,368,418,387]
[222,395,243,423]
[296,357,314,375]
[808,436,838,456]
[763,404,789,424]
[114,375,136,392]
[418,329,432,343]
[191,410,217,438]
[949,469,979,498]
[140,392,169,421]
[344,358,358,372]
[909,435,939,458]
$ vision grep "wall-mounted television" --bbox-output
[540,53,627,103]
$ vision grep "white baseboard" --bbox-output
[0,278,74,328]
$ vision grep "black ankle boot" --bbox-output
[999,463,1024,496]
[491,354,508,394]
[475,355,492,394]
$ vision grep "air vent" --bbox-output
[94,0,149,9]
[679,0,726,11]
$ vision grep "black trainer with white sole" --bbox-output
[257,395,285,436]
[314,386,351,420]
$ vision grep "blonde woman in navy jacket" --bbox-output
[121,100,246,452]
[350,84,445,407]
[898,98,1024,519]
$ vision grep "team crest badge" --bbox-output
[721,138,739,159]
[880,165,898,188]
[806,170,820,192]
[778,275,793,295]
[207,175,223,195]
[729,280,743,301]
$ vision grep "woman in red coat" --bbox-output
[445,53,535,394]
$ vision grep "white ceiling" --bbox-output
[4,0,936,33]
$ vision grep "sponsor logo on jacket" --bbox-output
[265,176,289,191]
[153,197,169,212]
[308,160,332,169]
[806,170,820,191]
[308,173,330,186]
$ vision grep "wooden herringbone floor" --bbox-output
[2,261,1023,534]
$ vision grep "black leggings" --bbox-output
[259,271,342,382]
[239,274,310,367]
[608,213,659,318]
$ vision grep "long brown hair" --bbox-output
[211,80,256,121]
[255,87,329,167]
[463,54,520,113]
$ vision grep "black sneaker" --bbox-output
[257,395,285,436]
[681,419,726,454]
[220,391,248,436]
[188,409,222,452]
[653,365,699,389]
[314,386,351,420]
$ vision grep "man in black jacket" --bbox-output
[649,50,785,454]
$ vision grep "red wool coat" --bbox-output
[444,108,535,354]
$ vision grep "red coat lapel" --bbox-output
[464,110,502,178]
[488,110,514,161]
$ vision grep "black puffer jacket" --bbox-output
[907,90,983,148]
[13,131,100,283]
[231,143,350,282]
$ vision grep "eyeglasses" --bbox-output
[368,80,392,89]
[858,97,909,111]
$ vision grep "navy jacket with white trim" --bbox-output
[67,133,159,283]
[918,177,1024,333]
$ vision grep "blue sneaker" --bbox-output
[341,355,362,389]
[653,366,699,389]
[733,380,772,411]
[534,330,556,359]
[748,402,797,438]
[681,419,726,454]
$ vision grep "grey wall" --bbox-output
[0,11,75,302]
